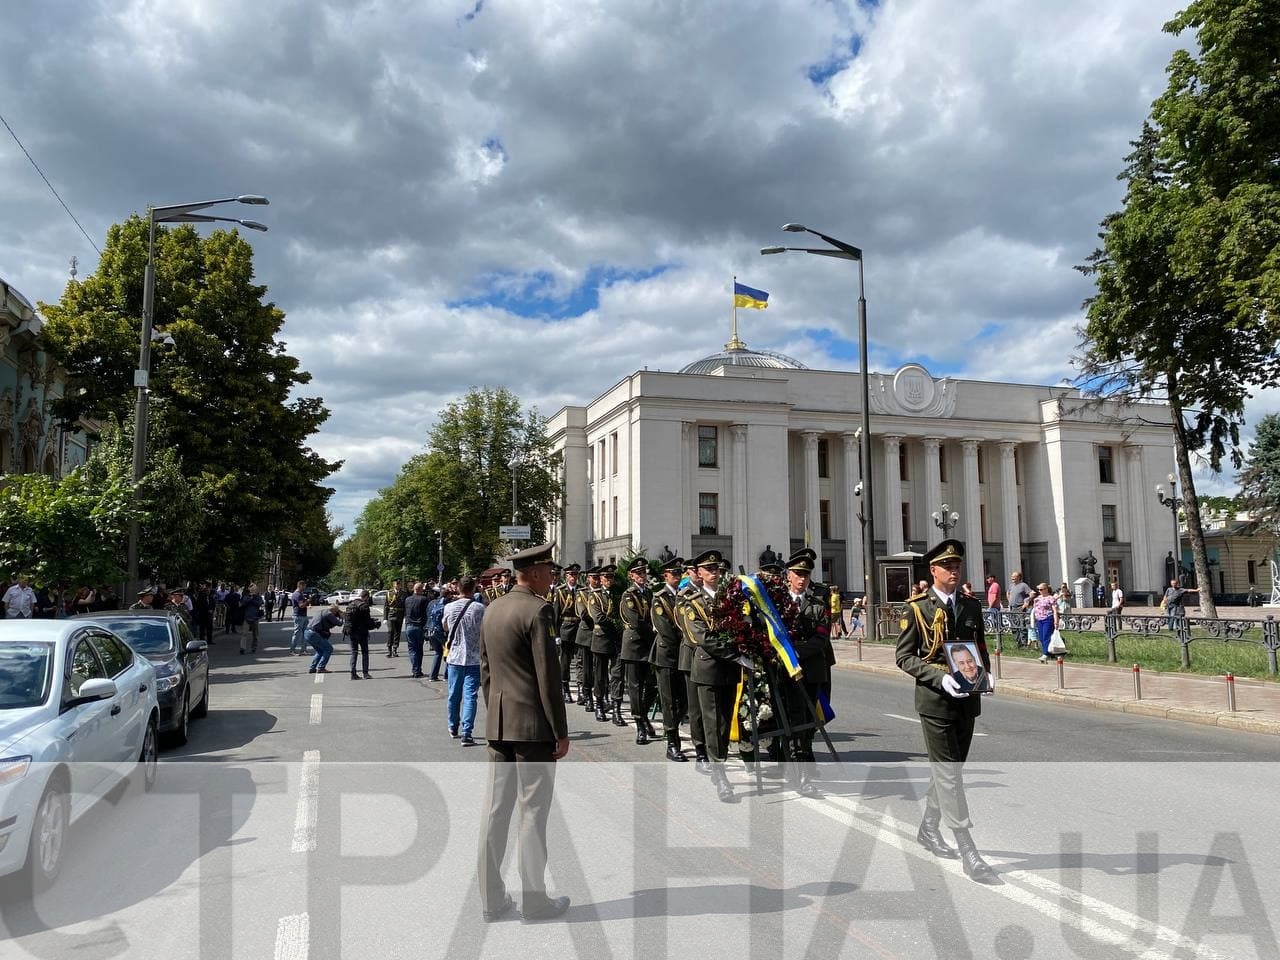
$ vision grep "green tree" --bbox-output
[332,387,563,582]
[0,472,129,588]
[1077,0,1280,614]
[1239,414,1280,531]
[39,216,340,580]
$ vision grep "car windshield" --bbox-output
[0,643,54,709]
[92,619,175,656]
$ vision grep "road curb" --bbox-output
[834,659,1280,737]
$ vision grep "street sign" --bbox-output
[437,562,445,572]
[499,525,531,541]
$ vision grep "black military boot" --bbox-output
[916,809,958,859]
[574,682,584,705]
[583,691,595,712]
[562,682,573,704]
[709,765,736,803]
[665,733,687,762]
[635,721,649,745]
[953,829,998,884]
[595,697,609,722]
[643,716,658,738]
[694,746,711,775]
[611,700,628,727]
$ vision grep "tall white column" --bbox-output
[801,430,823,573]
[999,441,1019,584]
[1125,444,1150,591]
[883,435,904,554]
[922,437,943,523]
[841,431,862,592]
[731,423,749,571]
[961,440,983,562]
[682,422,695,556]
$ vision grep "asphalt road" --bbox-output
[3,618,1278,960]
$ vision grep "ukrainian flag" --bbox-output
[733,281,769,310]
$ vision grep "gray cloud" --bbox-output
[5,0,1250,535]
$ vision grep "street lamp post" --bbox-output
[1155,473,1184,583]
[127,195,269,597]
[436,529,445,589]
[932,503,960,538]
[763,224,877,629]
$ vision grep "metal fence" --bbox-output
[869,604,1280,676]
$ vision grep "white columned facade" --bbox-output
[731,423,749,570]
[1125,444,1150,591]
[841,431,862,591]
[682,422,695,556]
[961,439,983,559]
[999,441,1019,583]
[922,437,943,523]
[883,435,904,554]
[801,430,823,572]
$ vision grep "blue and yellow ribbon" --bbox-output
[738,574,802,679]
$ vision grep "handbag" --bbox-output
[1047,629,1067,655]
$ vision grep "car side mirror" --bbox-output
[76,678,118,703]
[185,640,208,654]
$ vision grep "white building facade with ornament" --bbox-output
[546,338,1177,603]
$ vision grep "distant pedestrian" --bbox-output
[1109,580,1124,615]
[276,589,289,620]
[347,589,380,679]
[290,580,310,655]
[264,587,277,622]
[984,575,1001,611]
[425,585,451,681]
[3,575,36,619]
[224,586,241,634]
[477,543,570,923]
[1007,572,1032,611]
[386,579,406,659]
[241,584,264,654]
[1032,582,1058,662]
[306,604,343,674]
[443,576,484,744]
[1162,580,1198,630]
[403,582,431,679]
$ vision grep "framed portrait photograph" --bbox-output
[944,641,988,694]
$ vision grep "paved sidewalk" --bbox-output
[831,635,1280,736]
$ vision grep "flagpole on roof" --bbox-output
[728,275,743,350]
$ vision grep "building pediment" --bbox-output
[869,363,957,418]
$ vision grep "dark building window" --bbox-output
[1102,504,1118,542]
[698,426,718,467]
[1098,445,1115,484]
[820,499,831,540]
[817,439,829,478]
[699,492,718,534]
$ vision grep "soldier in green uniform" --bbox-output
[895,539,998,884]
[784,548,835,775]
[553,564,582,704]
[385,579,406,659]
[620,557,658,745]
[589,565,626,725]
[677,560,706,770]
[650,556,689,762]
[680,549,741,803]
[575,567,599,712]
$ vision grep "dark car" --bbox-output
[71,610,209,747]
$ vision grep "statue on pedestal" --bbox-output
[1077,549,1098,580]
[659,544,675,563]
[758,544,780,568]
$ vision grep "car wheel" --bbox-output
[137,717,159,792]
[27,780,69,891]
[168,690,190,747]
[191,677,209,719]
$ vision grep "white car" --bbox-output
[324,591,353,606]
[0,620,160,890]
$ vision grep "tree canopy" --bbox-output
[1239,413,1280,532]
[332,387,562,584]
[39,215,340,582]
[1077,0,1280,611]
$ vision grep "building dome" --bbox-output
[679,335,807,375]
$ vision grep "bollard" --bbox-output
[1132,663,1142,700]
[1056,655,1065,690]
[993,648,1002,680]
[1226,673,1237,712]
[857,636,863,662]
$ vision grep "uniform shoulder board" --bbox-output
[906,591,928,603]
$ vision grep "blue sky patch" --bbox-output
[449,263,674,320]
[806,33,863,87]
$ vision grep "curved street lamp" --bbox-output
[932,503,960,537]
[128,195,270,596]
[763,223,877,626]
[1155,473,1184,583]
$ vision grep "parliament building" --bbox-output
[546,334,1175,602]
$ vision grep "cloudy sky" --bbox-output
[1,0,1258,534]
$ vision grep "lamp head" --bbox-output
[854,481,863,497]
[1155,484,1164,496]
[239,220,268,231]
[237,195,270,205]
[1167,473,1176,485]
[781,223,807,233]
[760,246,786,255]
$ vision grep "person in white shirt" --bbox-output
[1109,581,1124,615]
[3,575,37,619]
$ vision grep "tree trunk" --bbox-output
[1167,372,1219,618]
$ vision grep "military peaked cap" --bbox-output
[924,539,965,566]
[690,548,726,569]
[600,564,618,575]
[563,563,582,574]
[626,557,649,574]
[785,548,817,573]
[505,542,556,570]
[661,556,685,573]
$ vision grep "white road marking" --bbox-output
[309,694,322,725]
[882,713,921,724]
[803,792,1232,960]
[273,913,309,960]
[291,750,320,853]
[314,672,324,684]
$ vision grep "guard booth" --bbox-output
[873,551,927,640]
